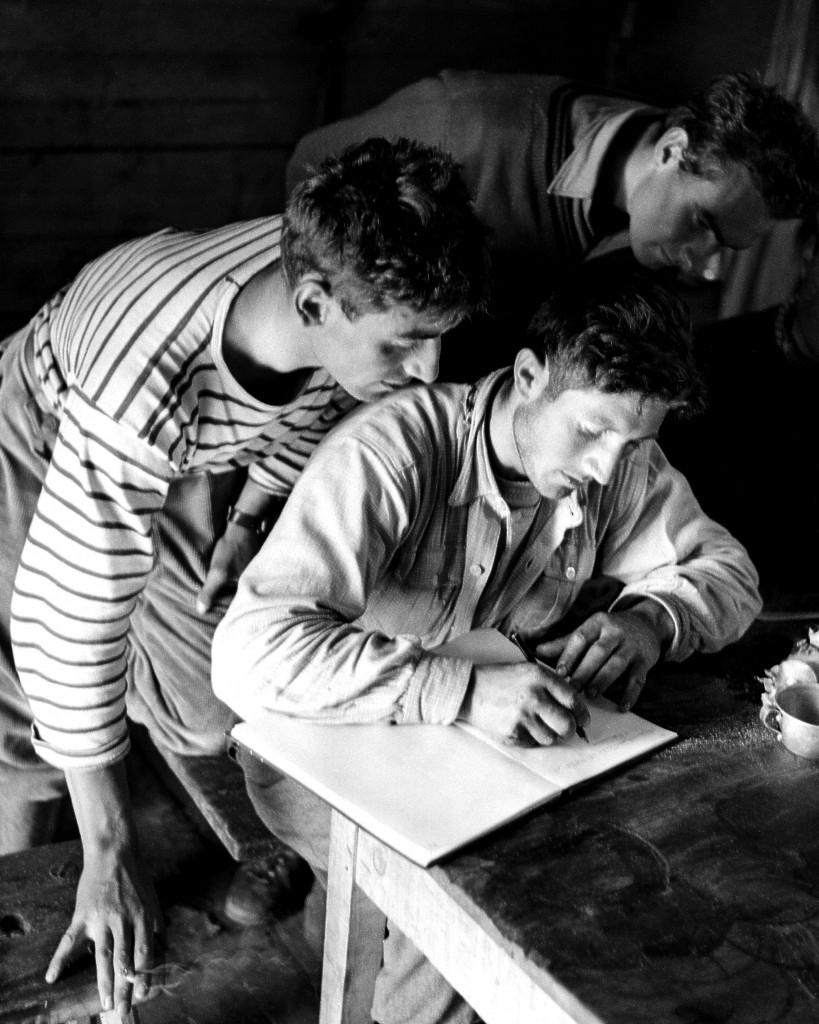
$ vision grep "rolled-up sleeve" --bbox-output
[212,425,473,725]
[602,444,761,659]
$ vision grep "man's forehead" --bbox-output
[693,161,773,243]
[564,387,667,427]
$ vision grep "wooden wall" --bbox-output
[0,0,781,330]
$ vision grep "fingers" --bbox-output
[618,671,648,713]
[131,914,154,1002]
[523,670,580,742]
[93,931,117,1013]
[195,571,224,614]
[111,920,136,1019]
[45,925,85,984]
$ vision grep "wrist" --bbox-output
[226,504,272,536]
[618,599,674,655]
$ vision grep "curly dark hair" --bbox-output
[282,136,490,323]
[666,71,819,220]
[526,262,707,418]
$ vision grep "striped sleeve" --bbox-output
[10,388,173,770]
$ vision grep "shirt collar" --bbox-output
[448,368,584,529]
[547,100,659,204]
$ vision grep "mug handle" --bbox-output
[759,703,782,739]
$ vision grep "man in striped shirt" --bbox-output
[0,137,489,1017]
[212,267,762,1024]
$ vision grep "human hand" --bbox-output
[535,606,669,711]
[460,661,589,747]
[196,523,264,614]
[45,845,161,1018]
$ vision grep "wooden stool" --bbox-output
[0,840,140,1024]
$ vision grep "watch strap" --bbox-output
[226,504,270,536]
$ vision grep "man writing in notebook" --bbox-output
[0,138,488,1018]
[212,265,761,1024]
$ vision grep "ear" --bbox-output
[293,277,333,327]
[513,348,550,399]
[653,125,689,170]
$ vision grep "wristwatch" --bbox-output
[226,504,271,536]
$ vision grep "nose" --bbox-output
[584,442,619,486]
[680,241,725,282]
[407,337,441,384]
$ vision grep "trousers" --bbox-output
[0,325,243,843]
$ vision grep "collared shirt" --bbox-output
[212,372,761,726]
[286,71,659,286]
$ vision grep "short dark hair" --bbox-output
[527,262,706,418]
[666,71,819,220]
[282,136,490,323]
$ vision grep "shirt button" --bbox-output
[469,564,484,577]
[566,566,576,580]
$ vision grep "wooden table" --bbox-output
[320,620,819,1024]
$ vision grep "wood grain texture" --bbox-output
[0,840,113,1023]
[320,811,385,1024]
[433,621,819,1023]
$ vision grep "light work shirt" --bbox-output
[213,371,762,725]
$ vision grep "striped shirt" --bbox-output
[11,217,357,770]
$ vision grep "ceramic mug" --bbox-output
[760,682,819,760]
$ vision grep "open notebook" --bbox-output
[230,629,677,867]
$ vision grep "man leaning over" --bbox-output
[0,137,489,1018]
[288,69,819,370]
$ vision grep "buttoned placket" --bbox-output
[448,493,505,637]
[492,493,585,623]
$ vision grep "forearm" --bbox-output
[230,476,287,519]
[213,597,470,724]
[604,451,761,658]
[65,760,139,856]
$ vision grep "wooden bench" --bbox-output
[0,840,140,1024]
[132,724,280,863]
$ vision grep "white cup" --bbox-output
[760,682,819,760]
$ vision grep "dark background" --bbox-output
[0,0,783,333]
[3,0,814,600]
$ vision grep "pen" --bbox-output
[508,631,590,743]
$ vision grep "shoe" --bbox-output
[223,846,314,926]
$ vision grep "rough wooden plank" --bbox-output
[0,150,288,239]
[134,729,280,863]
[0,99,312,152]
[0,840,100,1024]
[0,54,312,104]
[434,622,819,1024]
[0,841,144,1024]
[355,831,602,1024]
[0,0,309,53]
[319,812,384,1024]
